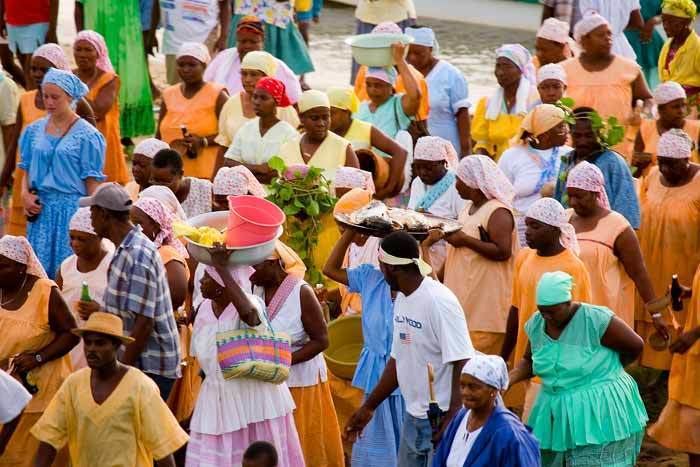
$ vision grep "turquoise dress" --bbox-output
[525,304,648,467]
[354,94,411,140]
[624,0,664,89]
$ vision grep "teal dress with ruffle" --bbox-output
[525,304,648,467]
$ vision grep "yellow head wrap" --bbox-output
[327,86,360,114]
[662,0,697,18]
[241,50,278,77]
[518,104,567,141]
[333,188,373,216]
[299,89,330,113]
[270,241,306,279]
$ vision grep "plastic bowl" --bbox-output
[344,33,414,67]
[323,315,363,380]
[227,195,286,247]
[186,211,282,266]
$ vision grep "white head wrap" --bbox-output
[461,355,509,390]
[654,81,687,106]
[133,138,170,159]
[414,136,459,170]
[658,128,694,159]
[213,166,266,197]
[0,235,47,278]
[176,42,211,65]
[69,207,97,235]
[537,18,570,44]
[525,197,580,255]
[405,27,439,53]
[573,12,610,43]
[486,44,536,120]
[334,167,376,194]
[537,63,567,85]
[455,155,515,208]
[378,247,432,277]
[138,185,187,222]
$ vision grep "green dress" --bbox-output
[525,304,648,467]
[624,0,664,89]
[79,0,155,138]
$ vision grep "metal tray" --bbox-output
[334,210,462,241]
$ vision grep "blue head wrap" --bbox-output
[42,68,89,101]
[536,271,573,306]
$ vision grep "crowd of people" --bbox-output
[1,0,700,466]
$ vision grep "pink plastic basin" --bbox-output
[226,195,285,247]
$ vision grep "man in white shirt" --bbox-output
[345,231,474,467]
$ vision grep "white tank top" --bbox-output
[255,280,328,388]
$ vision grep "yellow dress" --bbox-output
[30,367,189,466]
[648,261,700,455]
[636,167,700,370]
[471,96,530,160]
[443,199,519,355]
[658,31,700,89]
[215,91,300,147]
[343,118,372,150]
[0,278,71,467]
[570,210,636,327]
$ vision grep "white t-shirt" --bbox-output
[391,278,474,418]
[0,369,31,424]
[446,411,484,467]
[407,176,465,220]
[160,0,221,55]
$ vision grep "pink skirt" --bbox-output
[185,413,305,467]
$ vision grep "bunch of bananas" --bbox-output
[173,222,225,247]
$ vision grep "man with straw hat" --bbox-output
[31,312,188,467]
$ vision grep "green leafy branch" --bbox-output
[266,156,336,285]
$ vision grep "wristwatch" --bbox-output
[34,353,43,364]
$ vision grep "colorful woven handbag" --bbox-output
[215,278,299,384]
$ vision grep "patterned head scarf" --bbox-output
[519,104,567,140]
[366,67,397,86]
[241,50,277,77]
[455,155,515,207]
[213,166,266,197]
[42,68,89,101]
[0,235,47,278]
[414,136,459,170]
[566,161,610,209]
[133,138,170,159]
[69,207,97,235]
[574,12,610,43]
[176,42,210,65]
[133,197,189,258]
[537,63,567,85]
[371,22,402,34]
[536,271,573,306]
[299,89,330,113]
[74,30,114,73]
[525,197,580,254]
[255,77,291,107]
[537,18,570,44]
[654,81,686,105]
[33,43,70,71]
[138,185,187,222]
[461,354,509,390]
[662,0,697,19]
[658,128,694,159]
[334,167,376,194]
[327,86,360,113]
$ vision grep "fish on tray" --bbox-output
[346,201,457,233]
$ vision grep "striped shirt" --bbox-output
[104,226,181,378]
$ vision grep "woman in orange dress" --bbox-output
[565,161,661,330]
[562,12,652,126]
[73,30,129,185]
[648,260,700,467]
[636,128,700,370]
[157,42,228,181]
[0,236,78,467]
[632,81,700,176]
[0,44,95,236]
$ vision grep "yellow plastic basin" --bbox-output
[324,315,363,380]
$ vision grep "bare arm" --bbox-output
[614,227,655,303]
[155,100,167,139]
[626,9,644,30]
[344,145,360,168]
[0,412,22,456]
[292,284,329,364]
[434,359,467,442]
[154,455,177,467]
[541,5,555,23]
[508,344,533,387]
[215,0,232,53]
[456,108,472,157]
[501,306,519,361]
[369,126,407,199]
[632,73,653,103]
[76,98,97,127]
[600,315,644,366]
[322,228,353,286]
[392,44,420,117]
[86,76,118,120]
[34,442,57,467]
[442,208,514,261]
[46,0,59,42]
[0,103,23,191]
[84,177,101,195]
[164,260,188,312]
[74,2,84,32]
[213,257,261,327]
[120,314,154,366]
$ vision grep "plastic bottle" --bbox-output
[180,125,197,159]
[80,281,92,302]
